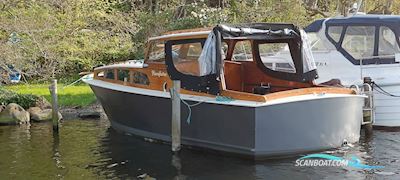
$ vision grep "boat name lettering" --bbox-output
[151,70,167,77]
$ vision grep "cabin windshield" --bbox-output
[257,42,296,73]
[378,26,400,57]
[147,40,166,62]
[217,24,317,82]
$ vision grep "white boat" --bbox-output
[306,14,400,127]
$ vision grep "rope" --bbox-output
[372,82,400,98]
[169,89,204,124]
[61,76,84,90]
[169,90,235,124]
[216,96,234,102]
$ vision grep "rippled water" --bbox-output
[0,120,399,179]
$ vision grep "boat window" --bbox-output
[117,69,130,82]
[258,43,296,73]
[96,71,104,78]
[148,40,165,62]
[307,32,328,51]
[105,69,115,80]
[327,26,343,43]
[221,41,228,60]
[232,41,253,61]
[378,26,400,56]
[342,26,375,60]
[172,42,203,76]
[132,71,150,85]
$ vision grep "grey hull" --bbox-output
[90,85,364,159]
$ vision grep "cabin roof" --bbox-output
[148,28,211,41]
[328,14,400,24]
[162,27,213,35]
[305,14,400,32]
[149,23,300,42]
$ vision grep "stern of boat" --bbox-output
[253,93,365,158]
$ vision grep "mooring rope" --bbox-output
[61,76,85,90]
[372,82,400,98]
[169,89,235,124]
[169,89,205,124]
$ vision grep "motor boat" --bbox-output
[83,23,365,159]
[305,15,400,127]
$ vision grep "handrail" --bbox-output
[349,84,360,94]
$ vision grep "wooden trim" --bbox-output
[151,34,208,42]
[114,69,118,81]
[144,41,150,62]
[221,90,267,102]
[94,65,356,103]
[93,64,215,98]
[163,27,213,35]
[263,87,356,101]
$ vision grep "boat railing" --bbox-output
[362,83,375,125]
[349,83,374,125]
[363,83,375,124]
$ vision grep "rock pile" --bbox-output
[0,98,62,125]
[0,103,30,124]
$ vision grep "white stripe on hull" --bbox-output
[83,76,364,108]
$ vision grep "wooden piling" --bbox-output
[49,79,59,132]
[171,80,181,152]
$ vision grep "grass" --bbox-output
[5,83,96,107]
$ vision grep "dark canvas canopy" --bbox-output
[216,23,301,40]
[213,23,318,82]
[165,23,318,94]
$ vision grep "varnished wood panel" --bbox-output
[263,87,356,101]
[221,90,267,102]
[224,61,243,91]
[240,61,313,93]
[163,27,212,35]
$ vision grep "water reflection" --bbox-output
[98,127,400,179]
[0,120,399,179]
[99,128,257,179]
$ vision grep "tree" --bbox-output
[1,0,399,83]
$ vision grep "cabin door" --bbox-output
[164,38,220,94]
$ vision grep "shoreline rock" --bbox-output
[34,96,52,110]
[0,103,30,125]
[0,99,105,125]
[28,107,62,122]
[0,105,5,113]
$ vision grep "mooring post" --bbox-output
[49,79,59,132]
[171,80,181,152]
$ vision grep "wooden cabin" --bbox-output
[93,27,355,103]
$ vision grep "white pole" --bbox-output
[171,80,181,152]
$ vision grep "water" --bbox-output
[0,120,399,179]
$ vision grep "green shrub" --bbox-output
[0,88,39,109]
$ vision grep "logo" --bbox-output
[295,154,384,169]
[315,62,328,66]
[151,70,167,77]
